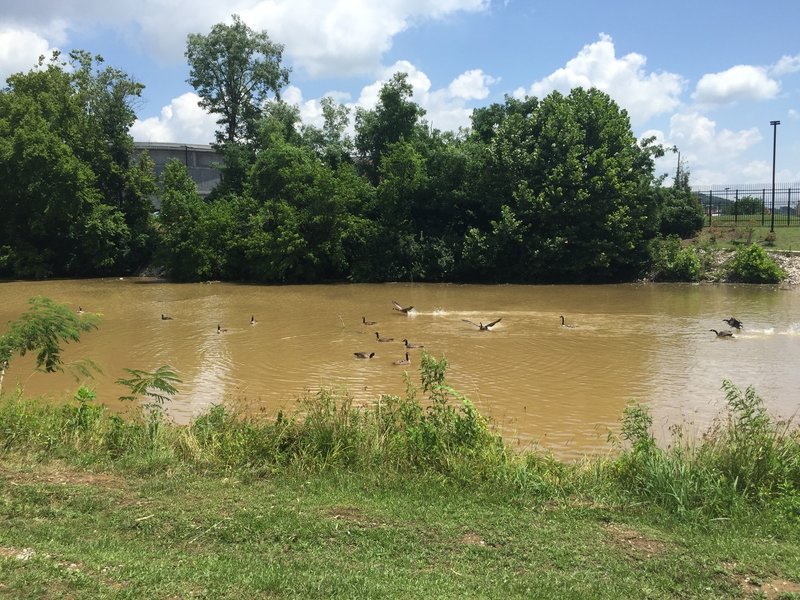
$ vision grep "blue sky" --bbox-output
[1,0,798,185]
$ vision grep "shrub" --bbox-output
[727,243,786,283]
[659,190,705,238]
[648,236,701,281]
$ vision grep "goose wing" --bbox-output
[462,319,480,328]
[485,318,502,328]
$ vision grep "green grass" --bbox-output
[0,356,798,599]
[696,223,800,252]
[1,458,798,599]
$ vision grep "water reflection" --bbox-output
[1,279,798,459]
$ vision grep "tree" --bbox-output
[657,155,704,238]
[0,51,148,278]
[186,14,290,145]
[354,72,426,181]
[0,297,100,395]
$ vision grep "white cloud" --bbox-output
[130,92,217,144]
[0,26,58,82]
[647,112,764,185]
[515,33,685,126]
[2,1,489,75]
[693,65,780,105]
[771,54,800,76]
[448,69,497,100]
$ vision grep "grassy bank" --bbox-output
[1,355,799,599]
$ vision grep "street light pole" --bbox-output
[770,120,780,232]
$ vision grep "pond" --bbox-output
[1,279,798,459]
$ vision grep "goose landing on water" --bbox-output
[392,301,413,314]
[723,317,743,330]
[710,329,734,338]
[462,318,501,331]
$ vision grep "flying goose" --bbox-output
[354,351,375,359]
[403,338,424,348]
[710,329,734,338]
[393,352,411,366]
[362,316,377,325]
[375,332,394,342]
[392,300,413,314]
[462,317,502,331]
[723,317,743,330]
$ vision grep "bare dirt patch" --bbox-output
[737,573,800,599]
[326,505,382,529]
[603,523,667,560]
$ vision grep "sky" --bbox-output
[1,0,799,186]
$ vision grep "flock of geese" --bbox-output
[351,300,503,366]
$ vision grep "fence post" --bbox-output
[788,187,792,226]
[734,189,738,224]
[761,189,766,226]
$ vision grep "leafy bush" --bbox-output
[658,189,705,238]
[727,243,786,283]
[647,236,701,281]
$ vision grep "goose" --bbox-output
[161,313,173,320]
[354,352,375,359]
[710,329,734,338]
[362,316,377,326]
[251,315,257,325]
[375,332,394,342]
[462,317,502,331]
[403,338,424,349]
[723,317,743,330]
[393,352,411,366]
[560,315,577,328]
[392,300,414,314]
[77,307,84,314]
[217,324,228,334]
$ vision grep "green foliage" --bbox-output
[116,365,181,406]
[0,297,100,394]
[658,188,704,238]
[0,51,150,278]
[727,243,786,283]
[608,380,799,516]
[186,14,290,145]
[648,235,701,281]
[723,195,762,215]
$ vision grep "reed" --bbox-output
[0,363,797,519]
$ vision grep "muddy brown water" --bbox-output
[2,279,798,459]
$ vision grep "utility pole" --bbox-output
[770,120,780,233]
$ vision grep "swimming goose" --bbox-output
[393,352,411,366]
[710,329,734,338]
[362,316,377,325]
[217,324,228,334]
[403,339,424,348]
[354,352,375,359]
[161,314,173,320]
[375,332,394,342]
[251,315,257,325]
[560,315,577,328]
[723,317,743,330]
[462,318,502,331]
[392,301,414,314]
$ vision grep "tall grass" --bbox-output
[1,359,798,519]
